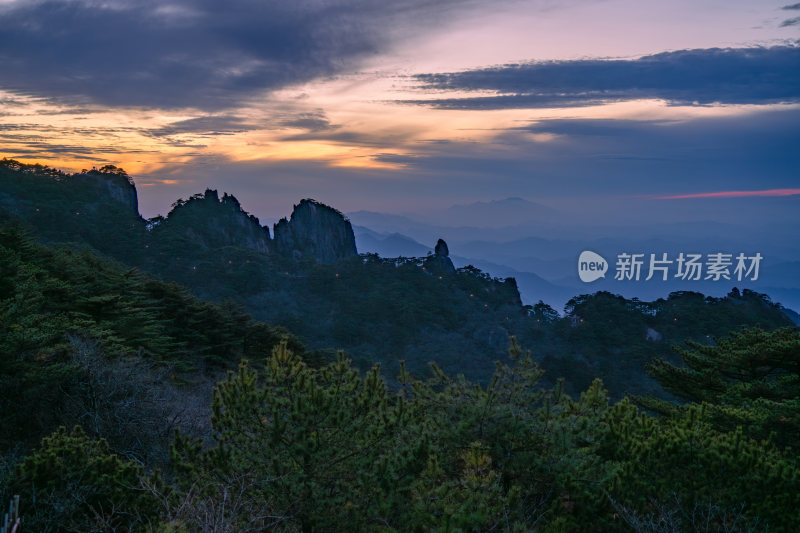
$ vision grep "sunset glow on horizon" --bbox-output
[655,188,800,200]
[0,0,797,219]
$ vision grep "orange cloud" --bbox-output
[655,188,800,199]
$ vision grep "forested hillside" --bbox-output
[2,158,799,531]
[1,158,793,397]
[2,273,798,530]
[0,224,303,457]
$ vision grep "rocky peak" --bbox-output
[424,237,456,274]
[156,189,271,253]
[273,199,357,263]
[435,238,449,257]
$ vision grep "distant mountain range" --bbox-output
[411,197,558,228]
[349,199,800,315]
[352,225,577,312]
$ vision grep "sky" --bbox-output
[0,0,798,224]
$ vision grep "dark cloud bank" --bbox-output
[0,0,472,110]
[409,45,800,109]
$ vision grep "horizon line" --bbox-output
[653,188,800,200]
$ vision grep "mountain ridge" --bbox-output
[2,157,795,398]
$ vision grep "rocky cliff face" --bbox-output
[0,161,140,219]
[156,189,271,253]
[273,199,357,263]
[80,169,138,214]
[424,238,456,274]
[153,194,358,262]
[0,160,146,263]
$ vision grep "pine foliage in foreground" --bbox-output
[7,335,798,532]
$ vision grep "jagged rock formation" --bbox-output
[434,238,449,257]
[0,159,359,266]
[424,238,456,274]
[153,189,271,253]
[153,194,359,262]
[499,277,523,307]
[273,199,357,263]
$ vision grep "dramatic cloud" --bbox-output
[0,0,477,110]
[145,116,254,137]
[279,112,337,132]
[353,108,800,207]
[126,107,800,223]
[408,46,800,109]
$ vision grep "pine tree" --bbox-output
[644,327,800,449]
[10,426,158,532]
[170,340,421,531]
